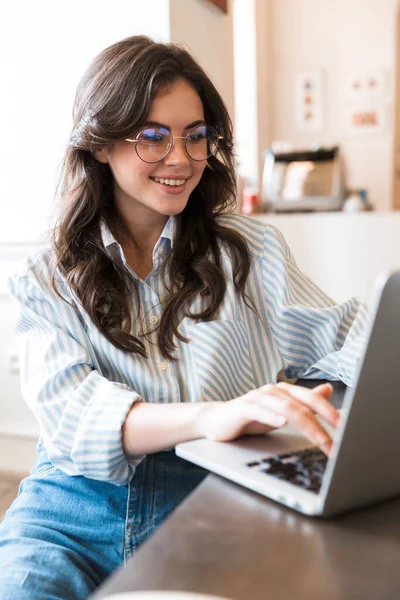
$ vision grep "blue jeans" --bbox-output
[0,438,207,599]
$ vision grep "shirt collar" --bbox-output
[100,217,176,253]
[159,215,176,249]
[100,220,117,250]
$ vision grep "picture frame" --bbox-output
[343,70,387,135]
[294,70,324,132]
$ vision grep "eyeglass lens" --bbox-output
[135,125,219,163]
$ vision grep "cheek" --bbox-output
[111,157,153,189]
[193,164,207,183]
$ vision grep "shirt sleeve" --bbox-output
[8,257,144,485]
[261,226,368,386]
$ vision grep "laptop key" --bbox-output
[248,446,328,495]
[246,461,261,468]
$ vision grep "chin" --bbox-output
[164,206,187,216]
[157,199,190,215]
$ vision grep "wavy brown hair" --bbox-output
[52,35,258,361]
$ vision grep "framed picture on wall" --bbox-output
[294,70,325,132]
[343,70,387,135]
[206,0,228,13]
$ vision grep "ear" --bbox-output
[92,147,110,164]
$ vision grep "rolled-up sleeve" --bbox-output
[261,226,368,386]
[8,260,143,485]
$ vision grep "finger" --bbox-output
[313,382,334,397]
[274,382,339,428]
[240,402,288,430]
[241,421,280,436]
[255,386,333,455]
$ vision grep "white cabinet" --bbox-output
[255,212,400,303]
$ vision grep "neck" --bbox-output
[117,215,169,256]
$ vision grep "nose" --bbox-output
[164,136,190,165]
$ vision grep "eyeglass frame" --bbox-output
[125,124,223,164]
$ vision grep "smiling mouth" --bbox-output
[150,176,190,187]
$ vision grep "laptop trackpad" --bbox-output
[237,416,337,452]
[182,419,338,466]
[231,425,315,458]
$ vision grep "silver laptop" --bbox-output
[176,270,400,517]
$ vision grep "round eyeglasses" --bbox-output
[125,124,223,163]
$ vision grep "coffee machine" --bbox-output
[261,145,345,212]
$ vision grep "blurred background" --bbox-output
[1,0,400,473]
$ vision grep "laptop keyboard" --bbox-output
[245,446,328,494]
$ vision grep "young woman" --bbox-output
[0,35,366,598]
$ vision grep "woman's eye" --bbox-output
[188,133,206,143]
[141,134,164,143]
[138,128,168,143]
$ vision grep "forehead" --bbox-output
[147,79,204,125]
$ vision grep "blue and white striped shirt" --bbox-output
[8,214,367,485]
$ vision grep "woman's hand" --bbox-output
[197,382,338,456]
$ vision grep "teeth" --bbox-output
[153,177,187,186]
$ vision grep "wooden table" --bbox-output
[92,382,400,599]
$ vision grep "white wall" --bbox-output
[254,0,274,187]
[233,0,258,182]
[270,0,399,211]
[170,0,234,121]
[233,0,273,185]
[1,0,170,245]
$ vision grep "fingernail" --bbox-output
[318,435,331,447]
[318,439,331,454]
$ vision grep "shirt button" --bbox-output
[157,247,164,255]
[159,362,168,371]
[149,315,159,325]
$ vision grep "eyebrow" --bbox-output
[143,119,206,130]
